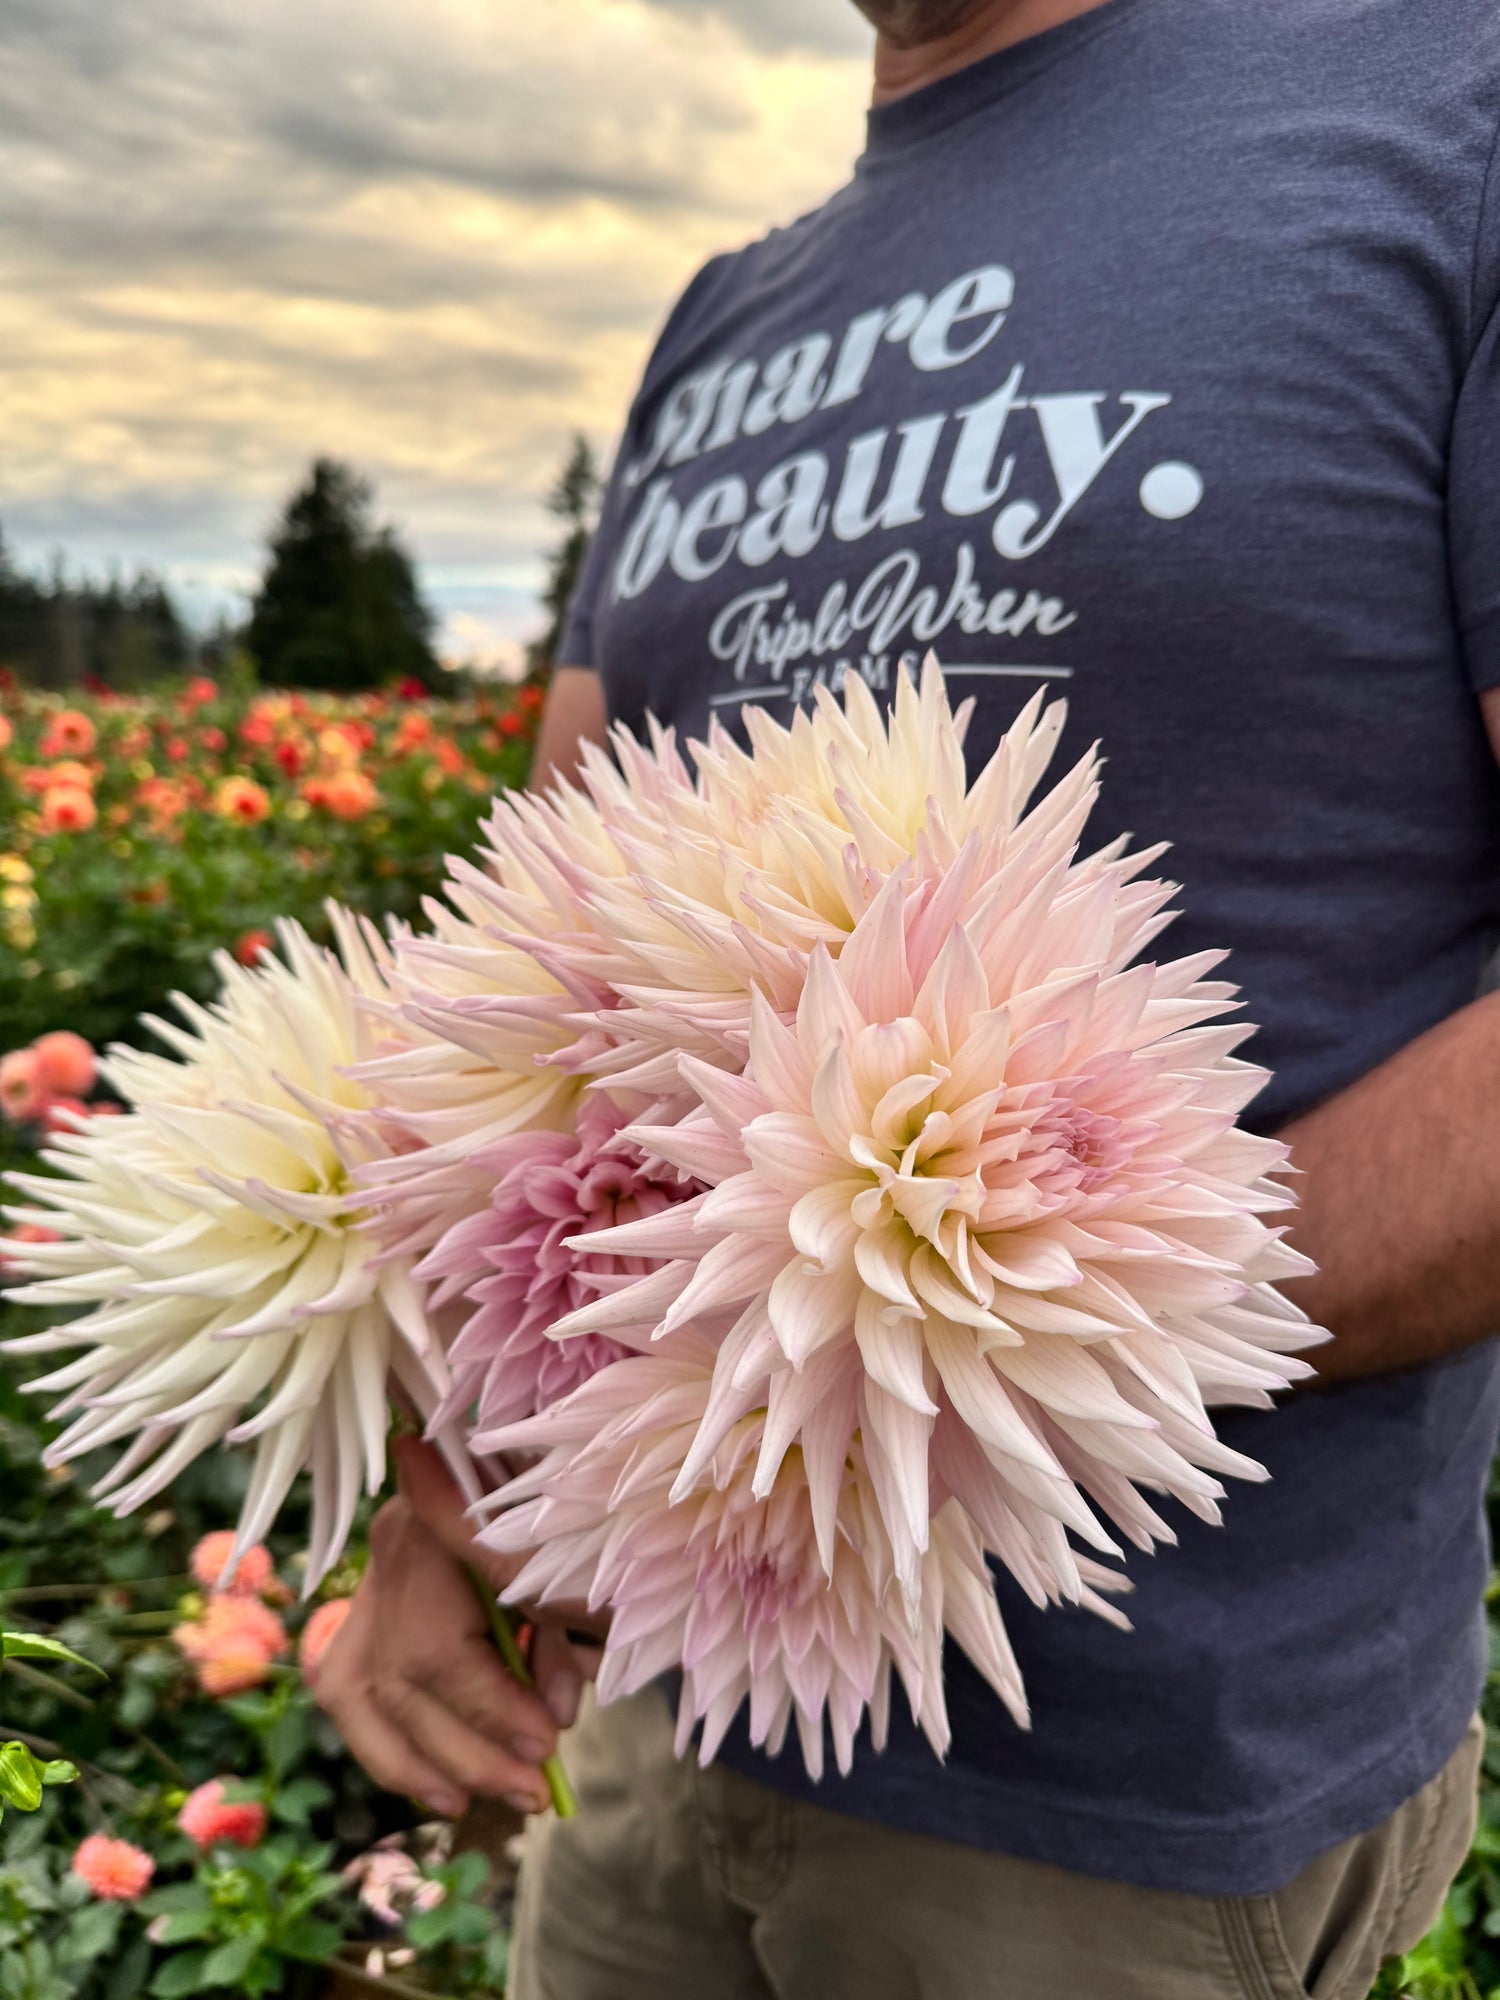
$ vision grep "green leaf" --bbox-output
[153,1909,219,1945]
[140,1883,213,1917]
[57,1898,123,1965]
[104,1932,153,2000]
[149,1950,208,1999]
[447,1850,488,1901]
[270,1776,332,1827]
[263,1700,311,1783]
[404,1904,456,1950]
[444,1902,496,1948]
[39,1761,76,1788]
[1,1632,103,1675]
[277,1914,343,1963]
[0,1745,43,1814]
[200,1933,263,1988]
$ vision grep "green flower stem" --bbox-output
[464,1567,576,1819]
[3,1657,189,1786]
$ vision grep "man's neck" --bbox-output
[871,0,1115,104]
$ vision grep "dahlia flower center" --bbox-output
[844,1056,985,1249]
[726,1551,792,1632]
[1032,1098,1132,1198]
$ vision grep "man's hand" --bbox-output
[308,1436,595,1820]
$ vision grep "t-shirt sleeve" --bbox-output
[1450,121,1500,692]
[554,248,746,671]
[555,502,614,670]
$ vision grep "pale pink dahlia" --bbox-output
[478,1339,1036,1777]
[529,663,1094,1100]
[421,1094,698,1435]
[351,791,627,1266]
[555,852,1323,1616]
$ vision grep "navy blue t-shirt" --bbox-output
[561,0,1500,1894]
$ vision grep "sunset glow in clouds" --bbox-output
[0,0,869,661]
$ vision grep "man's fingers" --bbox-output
[393,1434,476,1550]
[383,1678,554,1815]
[532,1621,602,1730]
[317,1662,469,1821]
[394,1434,521,1594]
[401,1630,560,1765]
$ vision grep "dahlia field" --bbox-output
[0,671,537,1997]
[0,672,540,1063]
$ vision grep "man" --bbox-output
[314,0,1500,1992]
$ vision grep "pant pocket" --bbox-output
[1218,1893,1312,2000]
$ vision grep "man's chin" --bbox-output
[851,0,994,48]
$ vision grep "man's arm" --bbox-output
[1278,685,1500,1381]
[530,665,608,788]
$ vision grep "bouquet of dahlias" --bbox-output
[2,661,1322,1794]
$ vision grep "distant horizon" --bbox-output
[0,0,870,676]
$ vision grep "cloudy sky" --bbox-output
[0,0,872,668]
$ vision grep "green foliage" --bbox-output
[2,1641,101,1679]
[141,1836,350,1997]
[0,1332,512,1997]
[247,462,441,694]
[0,1816,136,2000]
[402,1850,511,1996]
[0,1745,76,1823]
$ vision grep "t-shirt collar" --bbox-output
[861,0,1142,161]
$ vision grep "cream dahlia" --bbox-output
[477,1338,1040,1777]
[541,661,1113,1100]
[1,912,460,1586]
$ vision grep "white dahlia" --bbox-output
[2,912,458,1586]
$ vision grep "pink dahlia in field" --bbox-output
[344,1839,446,1926]
[421,1092,699,1436]
[179,1779,268,1851]
[478,1339,1039,1777]
[190,1531,274,1597]
[299,1596,354,1682]
[174,1592,289,1696]
[0,911,465,1590]
[72,1833,154,1901]
[554,762,1323,1614]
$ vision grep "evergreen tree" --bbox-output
[531,434,603,674]
[247,459,442,693]
[0,530,189,688]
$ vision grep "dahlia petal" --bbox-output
[853,1295,937,1414]
[925,1318,1066,1477]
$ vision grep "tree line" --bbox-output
[0,439,601,693]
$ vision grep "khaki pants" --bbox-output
[510,1688,1481,2000]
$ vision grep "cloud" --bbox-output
[637,0,872,55]
[0,0,869,654]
